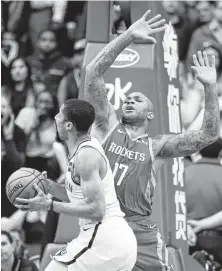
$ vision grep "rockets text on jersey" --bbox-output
[103,123,156,217]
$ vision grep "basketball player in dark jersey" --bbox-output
[84,10,220,271]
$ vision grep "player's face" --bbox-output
[1,97,11,126]
[38,31,57,54]
[55,105,69,141]
[121,92,151,122]
[1,234,14,262]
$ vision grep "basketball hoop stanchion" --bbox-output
[80,2,205,271]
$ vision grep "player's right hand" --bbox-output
[129,10,166,44]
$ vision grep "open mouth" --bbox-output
[126,106,135,112]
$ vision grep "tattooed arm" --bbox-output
[152,52,220,159]
[84,10,166,141]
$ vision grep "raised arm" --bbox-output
[152,51,220,159]
[84,10,166,141]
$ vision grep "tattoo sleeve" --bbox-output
[153,83,220,159]
[86,29,134,76]
[84,75,110,133]
[84,29,134,133]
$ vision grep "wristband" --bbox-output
[48,199,54,212]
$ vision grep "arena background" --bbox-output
[1,1,222,271]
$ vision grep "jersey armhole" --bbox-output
[101,121,119,146]
[148,138,155,163]
[148,138,156,175]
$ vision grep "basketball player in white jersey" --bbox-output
[15,99,137,271]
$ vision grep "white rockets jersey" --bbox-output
[65,137,124,229]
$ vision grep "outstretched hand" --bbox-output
[188,219,205,234]
[15,184,51,211]
[191,51,217,85]
[129,10,166,44]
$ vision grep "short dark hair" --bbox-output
[63,99,95,133]
[1,231,13,243]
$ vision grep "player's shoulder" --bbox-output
[150,134,170,157]
[74,146,104,179]
[76,145,103,167]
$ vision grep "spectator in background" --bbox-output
[1,32,20,86]
[2,210,47,257]
[15,90,67,181]
[27,29,72,96]
[1,96,26,217]
[9,230,29,260]
[57,39,86,106]
[162,0,195,62]
[183,1,198,24]
[29,0,67,53]
[2,57,36,118]
[187,1,222,71]
[72,2,88,44]
[60,1,87,57]
[1,231,38,271]
[111,2,127,35]
[185,159,222,264]
[195,1,215,28]
[1,1,31,54]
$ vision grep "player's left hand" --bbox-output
[129,10,166,44]
[191,51,217,85]
[15,184,51,211]
[188,219,205,233]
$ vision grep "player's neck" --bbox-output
[67,133,91,158]
[123,123,148,139]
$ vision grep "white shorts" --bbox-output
[52,217,137,271]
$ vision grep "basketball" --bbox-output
[6,168,48,206]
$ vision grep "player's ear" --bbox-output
[65,121,73,131]
[147,112,154,120]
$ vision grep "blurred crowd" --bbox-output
[1,1,222,270]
